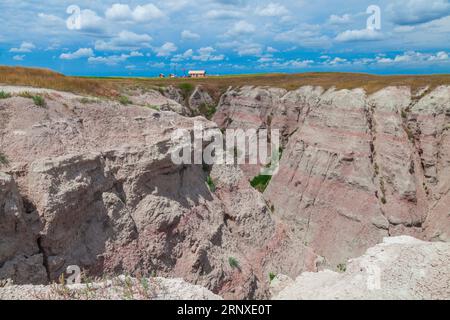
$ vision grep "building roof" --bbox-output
[188,70,206,74]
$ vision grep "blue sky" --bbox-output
[0,0,450,76]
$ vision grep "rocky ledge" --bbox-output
[272,236,450,300]
[0,276,221,300]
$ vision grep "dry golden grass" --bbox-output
[1,66,450,100]
[133,72,450,95]
[0,66,117,97]
[83,72,450,104]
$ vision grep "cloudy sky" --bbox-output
[0,0,449,76]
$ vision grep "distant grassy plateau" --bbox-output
[1,65,450,100]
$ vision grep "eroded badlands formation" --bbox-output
[0,83,449,299]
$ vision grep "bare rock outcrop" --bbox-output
[0,275,222,300]
[0,172,47,284]
[125,87,190,115]
[0,86,307,299]
[272,236,450,300]
[161,85,215,117]
[189,86,214,115]
[161,85,187,106]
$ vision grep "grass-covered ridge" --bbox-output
[2,66,450,100]
[0,66,116,97]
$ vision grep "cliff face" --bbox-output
[213,85,450,267]
[272,236,450,300]
[0,87,313,299]
[0,83,449,299]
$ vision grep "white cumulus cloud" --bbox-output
[60,48,94,60]
[78,9,105,32]
[10,42,35,53]
[205,9,243,19]
[328,14,351,24]
[227,20,256,36]
[88,51,143,65]
[256,3,289,17]
[13,55,25,61]
[181,30,200,40]
[154,42,178,57]
[105,3,165,22]
[335,29,384,42]
[171,49,194,62]
[95,31,152,51]
[37,13,64,26]
[192,47,225,61]
[387,0,450,25]
[235,43,263,56]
